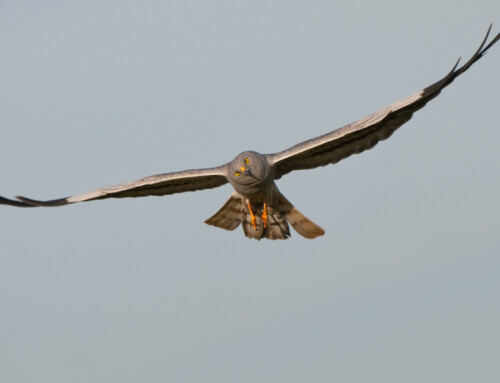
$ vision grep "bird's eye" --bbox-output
[234,171,241,176]
[244,158,250,164]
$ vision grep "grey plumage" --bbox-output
[205,187,325,240]
[1,26,499,240]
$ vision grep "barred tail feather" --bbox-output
[286,206,325,239]
[274,194,325,239]
[204,194,242,231]
[205,192,324,240]
[241,206,291,240]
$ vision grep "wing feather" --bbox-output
[0,196,36,207]
[269,25,500,179]
[1,166,228,207]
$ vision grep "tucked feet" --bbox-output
[246,199,257,230]
[262,201,268,228]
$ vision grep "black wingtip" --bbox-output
[0,195,37,207]
[483,25,500,53]
[440,24,499,86]
[451,56,461,72]
[15,195,70,207]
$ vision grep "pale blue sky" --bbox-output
[1,1,499,382]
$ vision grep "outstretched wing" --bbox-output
[0,166,228,207]
[268,25,500,179]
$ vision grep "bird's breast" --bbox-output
[230,178,274,200]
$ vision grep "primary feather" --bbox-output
[1,26,499,240]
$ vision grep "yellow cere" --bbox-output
[240,167,246,172]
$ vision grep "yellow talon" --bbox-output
[262,201,268,228]
[246,200,257,230]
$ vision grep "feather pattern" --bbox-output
[9,167,228,207]
[1,26,498,240]
[268,25,500,179]
[204,194,244,231]
[205,191,324,240]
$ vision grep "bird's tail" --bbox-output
[205,193,324,240]
[204,194,243,232]
[277,194,325,240]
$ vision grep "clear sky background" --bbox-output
[1,1,499,382]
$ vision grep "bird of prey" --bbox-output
[1,26,499,240]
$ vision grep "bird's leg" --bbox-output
[246,200,257,230]
[262,201,268,228]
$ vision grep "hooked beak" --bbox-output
[240,166,256,179]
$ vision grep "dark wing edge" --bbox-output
[1,166,228,207]
[268,25,500,179]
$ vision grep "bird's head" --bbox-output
[228,151,271,187]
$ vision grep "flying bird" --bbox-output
[2,26,499,240]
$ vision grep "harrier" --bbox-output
[2,26,499,240]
